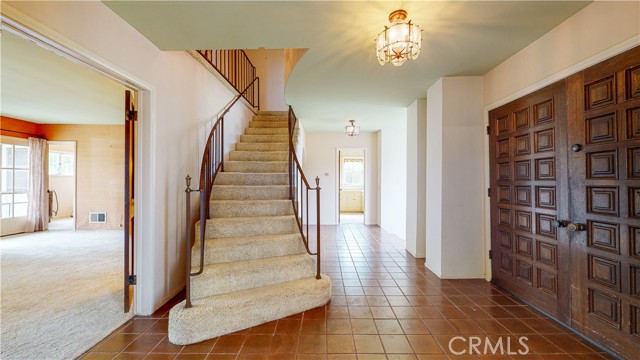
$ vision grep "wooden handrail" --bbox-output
[196,50,260,109]
[184,53,259,308]
[288,106,321,280]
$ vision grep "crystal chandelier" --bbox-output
[375,9,422,66]
[345,120,360,136]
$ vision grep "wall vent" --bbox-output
[89,212,107,223]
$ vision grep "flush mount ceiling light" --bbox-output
[375,9,422,66]
[345,120,360,136]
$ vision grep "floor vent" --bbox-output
[89,212,107,223]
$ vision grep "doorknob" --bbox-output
[567,223,586,232]
[571,144,582,152]
[552,220,569,228]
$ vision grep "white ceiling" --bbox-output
[1,30,125,125]
[103,0,590,132]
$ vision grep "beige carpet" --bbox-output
[0,229,132,360]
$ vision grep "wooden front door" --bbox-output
[566,46,640,359]
[489,80,571,322]
[490,46,640,358]
[124,90,137,313]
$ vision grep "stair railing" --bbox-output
[288,106,321,280]
[184,54,259,309]
[196,50,260,109]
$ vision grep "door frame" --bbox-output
[0,12,154,314]
[335,147,366,224]
[47,140,77,231]
[482,37,640,282]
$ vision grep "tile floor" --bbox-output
[80,224,616,360]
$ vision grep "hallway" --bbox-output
[80,224,613,359]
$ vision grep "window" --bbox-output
[342,158,364,186]
[1,142,29,218]
[49,151,74,176]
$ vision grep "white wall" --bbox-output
[426,77,484,279]
[405,99,426,258]
[484,1,640,108]
[379,118,408,240]
[481,0,640,281]
[3,1,254,314]
[303,132,379,225]
[245,49,287,111]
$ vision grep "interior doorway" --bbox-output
[337,148,365,224]
[47,141,76,231]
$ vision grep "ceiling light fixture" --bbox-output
[375,9,422,66]
[345,120,360,137]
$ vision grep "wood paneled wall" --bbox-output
[40,124,124,230]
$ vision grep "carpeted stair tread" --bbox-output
[249,120,288,128]
[196,215,297,239]
[169,275,332,345]
[210,199,293,217]
[245,127,288,135]
[191,233,306,265]
[189,254,316,300]
[214,172,288,185]
[235,142,288,151]
[211,185,289,200]
[229,151,288,162]
[224,160,288,173]
[240,134,288,143]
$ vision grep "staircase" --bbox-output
[168,111,332,345]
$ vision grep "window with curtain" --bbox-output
[342,158,364,186]
[1,142,29,218]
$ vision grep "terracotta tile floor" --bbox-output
[80,224,617,360]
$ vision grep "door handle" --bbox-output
[552,220,569,228]
[567,223,586,232]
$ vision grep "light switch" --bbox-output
[325,172,329,176]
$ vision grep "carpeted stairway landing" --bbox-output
[168,111,331,345]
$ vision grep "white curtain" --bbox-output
[25,137,48,233]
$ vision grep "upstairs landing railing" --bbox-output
[288,106,321,280]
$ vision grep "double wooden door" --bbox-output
[490,46,640,359]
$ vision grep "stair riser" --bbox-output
[190,256,315,300]
[210,201,293,217]
[245,128,288,135]
[253,115,288,122]
[215,173,288,186]
[196,217,297,239]
[211,187,289,201]
[229,151,288,162]
[235,142,288,151]
[168,276,332,345]
[224,161,287,173]
[249,121,288,128]
[240,135,288,143]
[191,235,305,265]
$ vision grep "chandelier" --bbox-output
[345,120,360,136]
[375,9,422,66]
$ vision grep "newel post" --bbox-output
[185,175,193,308]
[315,176,321,280]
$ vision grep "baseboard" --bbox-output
[146,285,185,316]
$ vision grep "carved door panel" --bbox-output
[566,46,640,359]
[489,80,570,322]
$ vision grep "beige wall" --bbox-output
[245,49,287,111]
[303,132,379,225]
[42,125,124,230]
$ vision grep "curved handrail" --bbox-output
[184,76,259,308]
[288,106,321,280]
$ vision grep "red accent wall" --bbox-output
[0,116,46,139]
